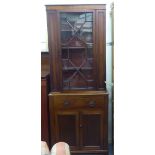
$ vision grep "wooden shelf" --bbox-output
[61,30,72,32]
[63,67,93,71]
[61,29,92,32]
[64,79,95,83]
[63,86,95,90]
[61,45,93,49]
[62,58,94,60]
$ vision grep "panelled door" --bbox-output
[55,110,105,151]
[80,110,104,150]
[55,111,79,150]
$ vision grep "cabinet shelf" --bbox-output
[64,79,95,83]
[63,67,93,71]
[62,47,86,49]
[61,30,72,32]
[63,86,95,90]
[61,45,93,49]
[62,58,93,61]
[61,30,92,32]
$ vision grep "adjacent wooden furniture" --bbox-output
[46,4,108,155]
[41,70,50,148]
[41,52,50,74]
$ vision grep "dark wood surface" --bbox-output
[46,4,108,154]
[41,52,50,77]
[41,75,50,148]
[49,91,108,154]
[46,5,106,91]
[47,11,61,91]
[46,4,106,11]
[96,10,106,90]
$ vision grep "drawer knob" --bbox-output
[64,101,70,106]
[88,101,96,107]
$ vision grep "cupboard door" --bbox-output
[55,111,79,150]
[60,11,97,90]
[80,110,104,150]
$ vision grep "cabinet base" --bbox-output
[71,150,108,155]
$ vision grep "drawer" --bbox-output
[53,95,108,110]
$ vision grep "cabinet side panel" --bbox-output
[49,95,56,146]
[47,11,61,91]
[103,95,108,149]
[96,10,106,90]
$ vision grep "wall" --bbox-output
[106,2,114,144]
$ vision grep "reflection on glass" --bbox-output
[60,12,95,90]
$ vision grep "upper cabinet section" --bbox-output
[60,12,95,90]
[46,5,106,92]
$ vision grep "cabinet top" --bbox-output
[46,4,106,11]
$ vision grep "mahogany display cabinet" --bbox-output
[46,4,108,155]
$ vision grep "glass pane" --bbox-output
[60,12,95,90]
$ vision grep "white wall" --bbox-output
[106,2,114,144]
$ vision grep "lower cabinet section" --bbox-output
[49,91,108,154]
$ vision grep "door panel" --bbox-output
[80,110,104,150]
[59,11,96,90]
[55,111,79,150]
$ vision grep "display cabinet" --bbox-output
[46,5,106,91]
[46,4,108,155]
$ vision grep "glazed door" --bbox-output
[59,11,97,90]
[55,111,79,150]
[80,110,104,150]
[47,9,106,91]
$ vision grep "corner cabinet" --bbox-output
[46,5,108,155]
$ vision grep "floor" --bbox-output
[73,144,114,155]
[109,143,114,155]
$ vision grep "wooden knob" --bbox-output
[64,101,70,106]
[88,101,96,107]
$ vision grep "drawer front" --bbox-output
[53,95,108,110]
